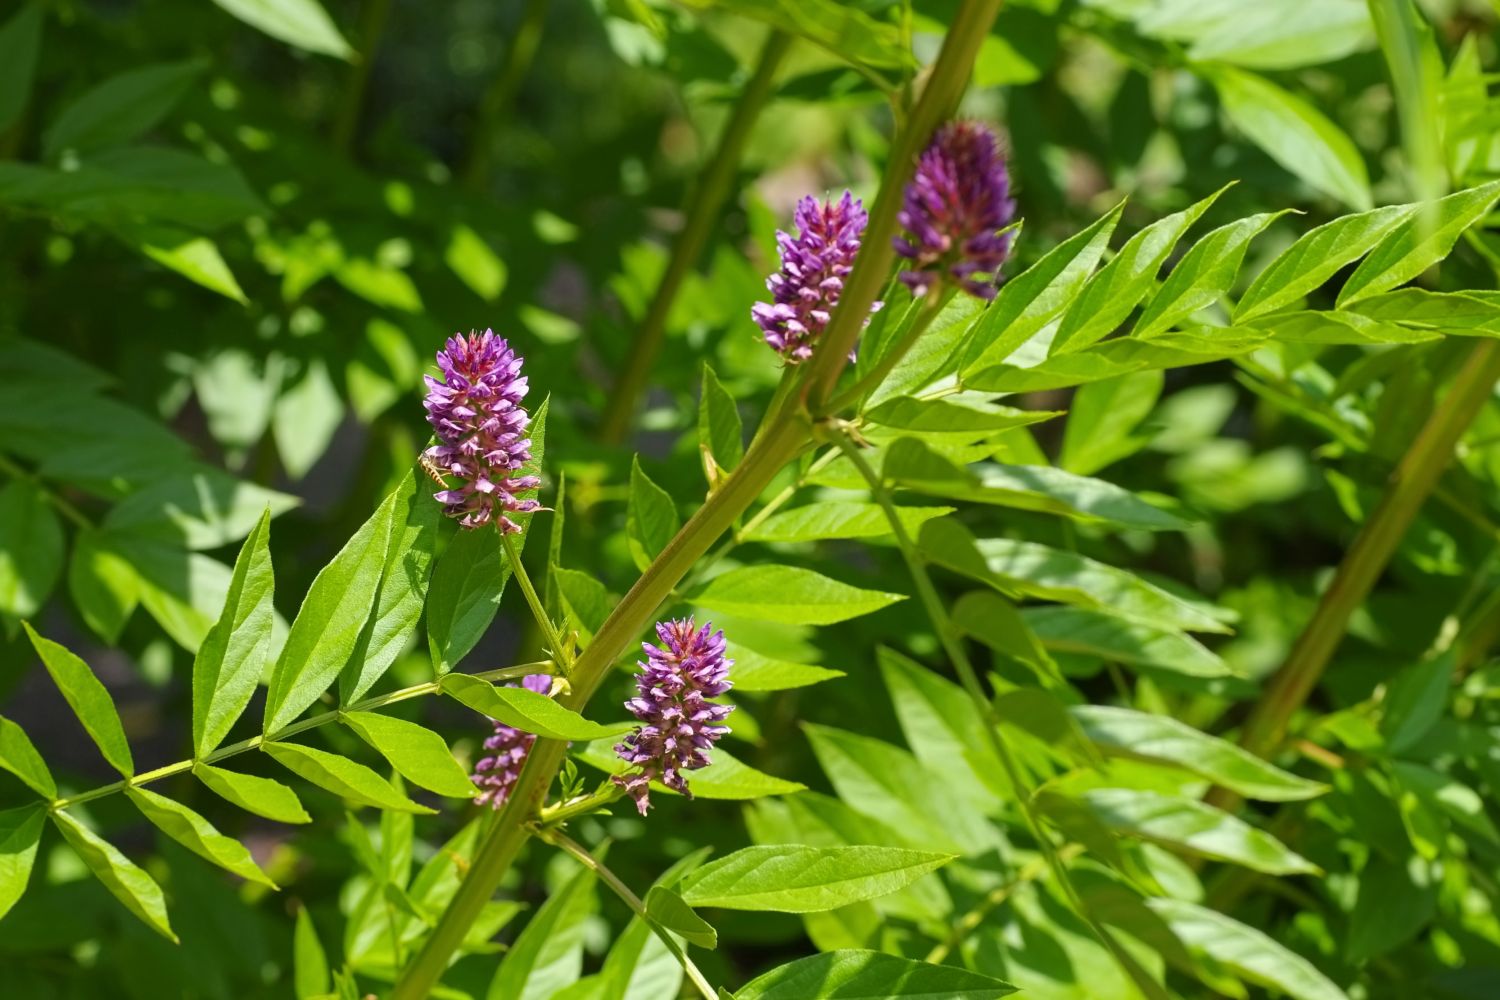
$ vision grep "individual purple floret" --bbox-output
[422,330,541,532]
[613,618,734,815]
[752,192,874,364]
[472,674,553,809]
[893,121,1016,299]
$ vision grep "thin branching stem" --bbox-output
[502,528,570,671]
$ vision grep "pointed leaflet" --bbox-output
[725,644,843,692]
[101,468,298,550]
[51,810,176,942]
[68,528,140,643]
[263,742,435,813]
[193,761,311,824]
[23,624,133,777]
[1059,370,1164,476]
[644,885,717,949]
[263,487,396,734]
[0,804,44,920]
[210,0,353,59]
[0,715,55,799]
[1147,898,1349,1000]
[626,457,680,572]
[125,786,275,887]
[737,951,1015,999]
[340,468,443,703]
[699,363,744,476]
[1133,211,1290,338]
[341,711,476,798]
[42,59,203,160]
[193,507,276,757]
[1024,606,1232,678]
[441,673,625,741]
[0,478,63,618]
[489,861,597,1000]
[742,502,953,544]
[0,3,44,133]
[680,845,954,912]
[688,565,904,626]
[294,906,333,999]
[573,740,805,800]
[1338,180,1500,306]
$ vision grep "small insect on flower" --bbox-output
[422,330,542,532]
[472,674,553,809]
[894,121,1017,299]
[613,618,734,815]
[752,191,878,364]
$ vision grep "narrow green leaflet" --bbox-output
[1023,606,1232,678]
[342,711,477,799]
[51,810,176,942]
[262,742,435,814]
[1147,898,1350,1000]
[0,804,44,920]
[130,228,248,303]
[699,363,744,474]
[1071,706,1326,800]
[124,786,275,887]
[294,906,333,1000]
[680,845,955,912]
[1381,649,1456,753]
[1134,211,1289,337]
[742,502,953,544]
[627,457,680,572]
[446,223,508,301]
[42,59,203,160]
[262,487,395,734]
[1049,187,1226,354]
[489,862,596,1000]
[23,624,133,777]
[876,648,1001,813]
[723,643,844,692]
[0,3,44,132]
[1064,788,1319,874]
[644,885,717,949]
[951,591,1060,683]
[193,761,311,824]
[865,396,1061,434]
[1059,370,1164,476]
[1338,180,1500,306]
[68,529,140,643]
[0,715,54,799]
[0,478,63,618]
[573,740,806,800]
[736,950,1015,999]
[677,0,912,73]
[192,508,276,758]
[442,673,624,741]
[1210,67,1371,210]
[688,566,904,626]
[210,0,353,59]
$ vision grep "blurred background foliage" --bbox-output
[6,0,1500,997]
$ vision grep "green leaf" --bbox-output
[950,591,1060,684]
[1060,370,1164,476]
[741,502,952,544]
[262,742,435,814]
[644,885,717,949]
[727,643,844,691]
[1368,0,1446,206]
[211,0,353,59]
[627,457,680,572]
[42,59,203,160]
[102,469,298,551]
[489,861,596,1000]
[1059,788,1318,874]
[699,364,744,474]
[68,529,140,643]
[876,648,1001,813]
[677,0,911,73]
[736,950,1015,999]
[1134,211,1289,337]
[263,488,395,734]
[865,396,1061,434]
[1210,67,1371,210]
[124,786,275,887]
[689,566,904,626]
[0,479,62,619]
[1024,606,1232,678]
[1380,649,1455,754]
[1183,1,1372,70]
[1344,853,1436,964]
[1148,897,1349,1000]
[441,673,622,741]
[680,845,954,913]
[193,762,311,824]
[1071,706,1326,801]
[51,810,176,942]
[1235,203,1415,321]
[0,716,54,799]
[446,224,508,301]
[341,711,476,799]
[23,624,132,777]
[272,357,343,480]
[0,3,44,133]
[574,740,805,800]
[961,200,1124,374]
[294,906,332,999]
[127,226,248,303]
[192,508,276,758]
[553,566,611,643]
[1050,187,1227,354]
[0,804,43,921]
[1338,181,1500,306]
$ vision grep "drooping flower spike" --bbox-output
[472,673,553,808]
[422,330,541,532]
[752,192,876,364]
[613,617,733,815]
[894,121,1016,299]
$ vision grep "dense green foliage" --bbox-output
[5,1,1500,998]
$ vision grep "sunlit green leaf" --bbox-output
[680,845,955,912]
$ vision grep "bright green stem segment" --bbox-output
[1219,340,1500,806]
[502,528,569,670]
[598,30,793,444]
[461,0,552,190]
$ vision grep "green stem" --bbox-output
[1212,339,1500,811]
[925,843,1084,965]
[502,529,569,670]
[598,31,793,444]
[829,289,950,413]
[332,0,393,152]
[538,782,626,827]
[47,661,553,811]
[537,827,717,1000]
[461,0,552,190]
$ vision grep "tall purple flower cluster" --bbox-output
[752,192,871,364]
[422,330,541,532]
[613,618,733,815]
[472,674,553,809]
[894,121,1016,299]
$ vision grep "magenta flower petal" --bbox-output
[471,673,554,809]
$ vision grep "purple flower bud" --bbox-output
[422,330,542,532]
[894,121,1016,300]
[613,618,733,815]
[471,674,553,809]
[752,192,876,364]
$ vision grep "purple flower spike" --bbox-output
[894,122,1016,300]
[752,192,876,364]
[472,674,553,809]
[422,330,542,532]
[613,618,734,815]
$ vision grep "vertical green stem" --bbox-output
[461,0,552,190]
[332,0,394,152]
[502,529,568,670]
[598,30,793,444]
